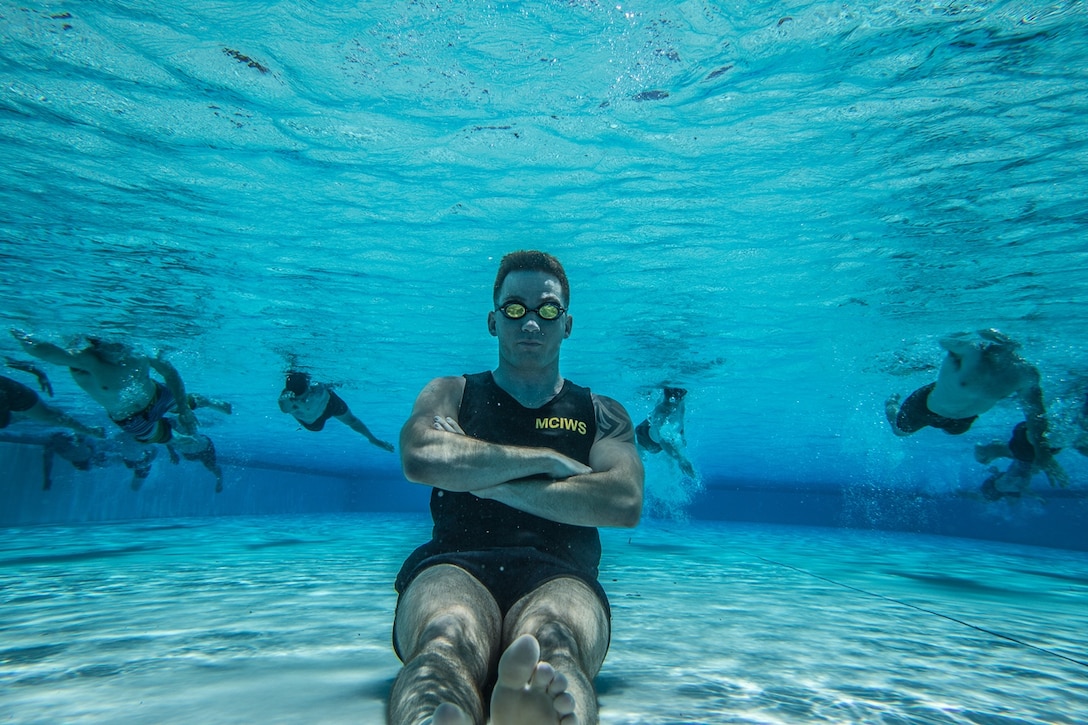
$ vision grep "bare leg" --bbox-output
[496,577,610,725]
[389,565,501,725]
[974,441,1012,465]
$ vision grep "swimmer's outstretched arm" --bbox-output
[10,330,85,367]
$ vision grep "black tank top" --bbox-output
[428,371,601,575]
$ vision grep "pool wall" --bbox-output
[2,441,1084,551]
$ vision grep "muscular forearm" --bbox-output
[480,468,643,528]
[400,421,576,492]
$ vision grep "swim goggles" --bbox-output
[496,301,565,321]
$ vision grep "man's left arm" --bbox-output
[476,394,644,528]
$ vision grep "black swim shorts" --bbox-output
[392,546,611,661]
[635,419,662,453]
[0,375,40,429]
[896,382,977,435]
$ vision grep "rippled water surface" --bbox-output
[2,0,1087,490]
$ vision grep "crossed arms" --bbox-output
[400,376,644,529]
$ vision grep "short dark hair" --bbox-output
[493,250,570,306]
[284,371,311,395]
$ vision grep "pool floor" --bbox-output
[2,513,1086,724]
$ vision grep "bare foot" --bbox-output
[490,634,577,725]
[423,703,472,725]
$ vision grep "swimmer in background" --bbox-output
[167,430,224,492]
[885,329,1059,473]
[974,421,1068,501]
[11,330,231,444]
[41,432,159,491]
[278,371,394,451]
[1,373,103,439]
[42,432,105,490]
[635,386,698,479]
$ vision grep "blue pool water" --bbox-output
[2,0,1088,721]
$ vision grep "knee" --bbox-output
[419,613,469,650]
[413,613,493,673]
[535,620,578,658]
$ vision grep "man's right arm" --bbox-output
[149,353,197,433]
[399,376,589,492]
[11,330,82,368]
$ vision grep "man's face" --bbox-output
[488,270,572,369]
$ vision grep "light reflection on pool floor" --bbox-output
[1,514,1085,724]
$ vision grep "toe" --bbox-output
[496,634,540,689]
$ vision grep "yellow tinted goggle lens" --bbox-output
[502,303,527,318]
[500,302,563,320]
[536,304,561,320]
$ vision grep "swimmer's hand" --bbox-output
[547,454,593,480]
[5,358,54,396]
[884,393,910,436]
[433,415,466,435]
[176,409,199,435]
[10,328,34,346]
